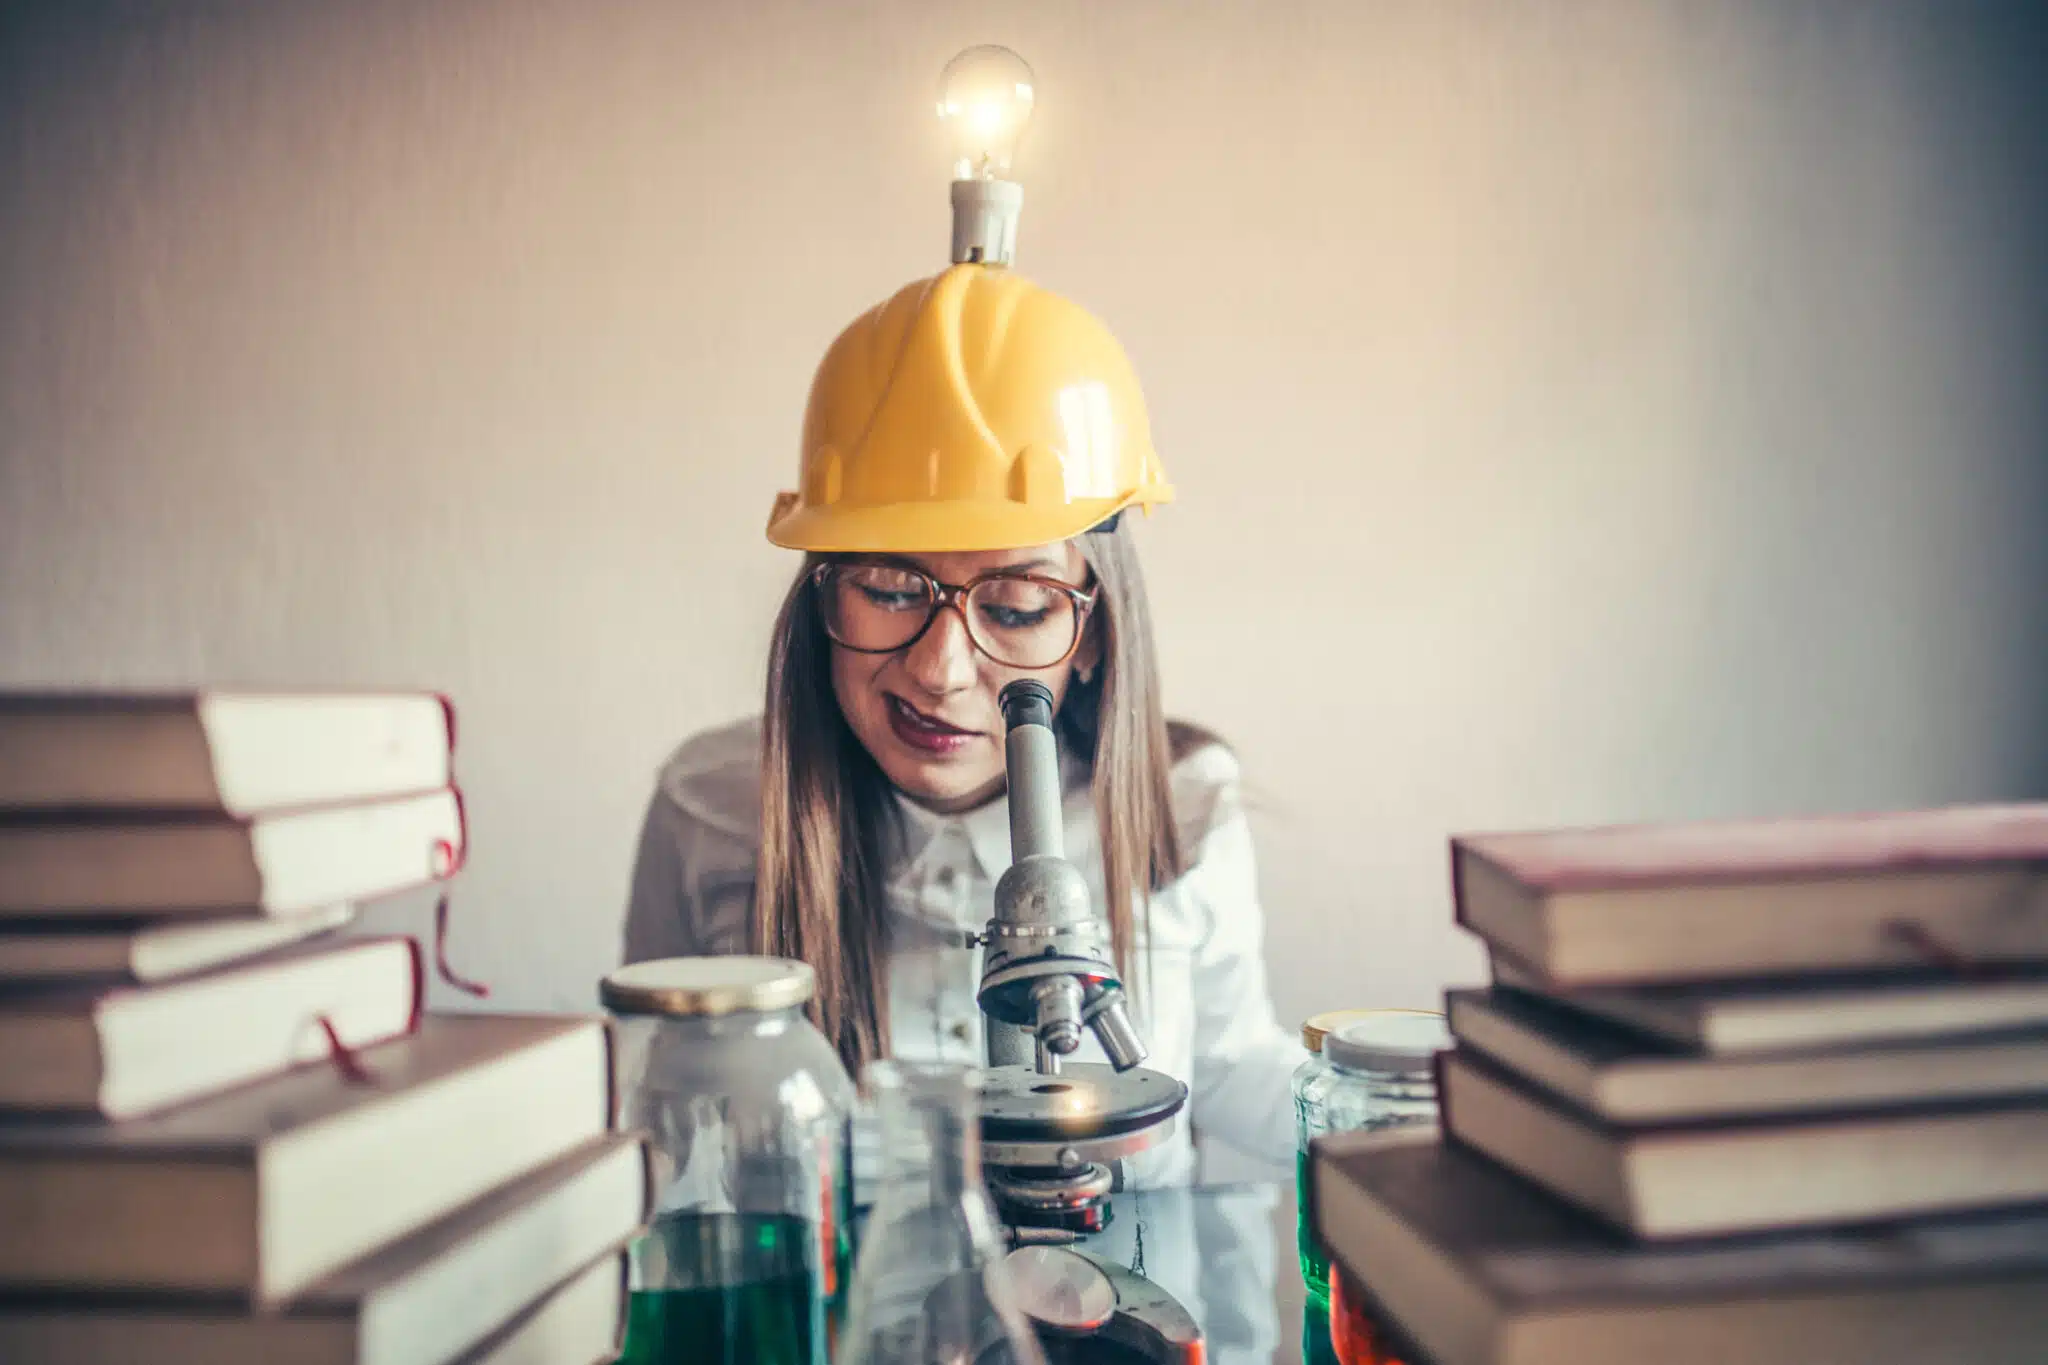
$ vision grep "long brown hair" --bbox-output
[752,518,1203,1075]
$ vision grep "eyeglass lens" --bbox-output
[820,564,1079,669]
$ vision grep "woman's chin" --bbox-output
[884,757,1006,815]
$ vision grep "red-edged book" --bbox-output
[1451,801,2048,985]
[1437,1045,2048,1240]
[0,689,456,815]
[0,787,465,921]
[0,934,423,1119]
[1311,1125,2048,1365]
[0,1013,617,1303]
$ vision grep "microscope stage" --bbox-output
[977,1063,1187,1146]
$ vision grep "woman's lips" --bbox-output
[886,694,980,755]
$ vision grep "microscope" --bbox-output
[975,679,1204,1361]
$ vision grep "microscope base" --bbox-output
[1005,1246,1205,1365]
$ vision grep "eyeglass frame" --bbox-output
[808,559,1099,670]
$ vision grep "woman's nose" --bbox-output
[902,605,981,694]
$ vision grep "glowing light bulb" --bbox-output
[938,45,1036,182]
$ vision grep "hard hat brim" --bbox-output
[765,488,1169,554]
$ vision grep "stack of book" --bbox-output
[0,690,649,1364]
[1311,800,2048,1365]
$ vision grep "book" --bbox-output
[0,787,464,919]
[1438,1048,2048,1239]
[0,935,422,1118]
[0,1012,615,1302]
[1446,987,2048,1125]
[1309,1127,2048,1365]
[454,1249,627,1365]
[0,1132,649,1365]
[1451,802,2048,984]
[0,902,355,984]
[0,690,454,815]
[1488,951,2048,1053]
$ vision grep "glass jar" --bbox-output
[1299,1011,1447,1309]
[1293,1009,1382,1283]
[601,956,856,1365]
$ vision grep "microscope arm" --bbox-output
[979,680,1149,1074]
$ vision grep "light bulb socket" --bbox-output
[951,177,1024,267]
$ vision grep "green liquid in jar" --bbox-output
[613,1212,826,1365]
[1297,1146,1332,1306]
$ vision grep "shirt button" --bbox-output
[949,1020,972,1043]
[935,865,959,891]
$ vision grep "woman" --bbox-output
[623,263,1303,1185]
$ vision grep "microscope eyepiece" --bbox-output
[999,679,1056,731]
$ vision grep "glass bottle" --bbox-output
[601,956,856,1365]
[836,1061,1048,1365]
[1299,1011,1447,1310]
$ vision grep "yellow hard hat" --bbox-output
[766,264,1173,553]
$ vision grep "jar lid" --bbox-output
[600,955,815,1017]
[1324,1011,1449,1074]
[1301,1006,1437,1054]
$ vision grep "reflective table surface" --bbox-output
[1055,1180,1307,1365]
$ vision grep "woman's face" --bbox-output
[828,541,1096,813]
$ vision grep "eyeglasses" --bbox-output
[811,561,1096,671]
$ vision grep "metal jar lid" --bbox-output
[1324,1011,1449,1075]
[1301,1006,1437,1054]
[600,955,815,1018]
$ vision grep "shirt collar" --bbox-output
[959,791,1014,882]
[889,796,948,884]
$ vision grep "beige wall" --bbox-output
[4,2,2044,1036]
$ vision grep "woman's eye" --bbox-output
[856,581,937,613]
[980,604,1053,630]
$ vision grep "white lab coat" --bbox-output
[621,715,1306,1190]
